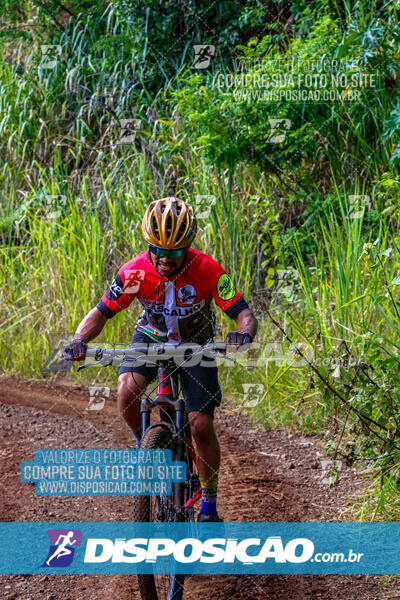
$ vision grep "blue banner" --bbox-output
[0,522,399,574]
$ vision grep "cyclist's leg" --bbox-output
[187,412,220,481]
[117,371,147,438]
[179,358,222,518]
[117,331,158,440]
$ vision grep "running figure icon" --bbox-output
[45,531,77,566]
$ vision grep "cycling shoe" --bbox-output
[197,512,223,522]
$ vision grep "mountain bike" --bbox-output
[77,341,231,600]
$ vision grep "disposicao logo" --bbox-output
[42,529,82,567]
[83,536,314,564]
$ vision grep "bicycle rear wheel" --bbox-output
[132,425,185,600]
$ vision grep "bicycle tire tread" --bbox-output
[133,426,184,600]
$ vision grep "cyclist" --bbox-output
[63,197,257,522]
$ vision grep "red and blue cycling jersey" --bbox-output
[96,248,249,344]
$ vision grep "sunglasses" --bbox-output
[148,244,188,259]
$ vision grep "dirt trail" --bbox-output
[0,376,398,599]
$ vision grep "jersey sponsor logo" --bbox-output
[177,284,197,305]
[106,274,124,301]
[142,300,204,318]
[217,273,235,300]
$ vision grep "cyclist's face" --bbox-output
[149,250,186,277]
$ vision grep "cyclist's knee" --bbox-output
[188,412,214,444]
[117,372,146,404]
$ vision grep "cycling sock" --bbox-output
[199,474,218,515]
[130,429,141,448]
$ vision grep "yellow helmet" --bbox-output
[141,197,197,249]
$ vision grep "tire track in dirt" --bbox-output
[0,376,398,599]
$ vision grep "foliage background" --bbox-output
[1,0,400,517]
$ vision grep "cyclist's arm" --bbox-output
[74,307,108,343]
[72,259,143,344]
[232,307,258,339]
[205,257,257,341]
[64,261,141,359]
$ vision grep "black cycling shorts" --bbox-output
[118,331,222,418]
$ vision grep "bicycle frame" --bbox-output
[139,359,194,517]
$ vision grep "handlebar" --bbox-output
[77,342,231,371]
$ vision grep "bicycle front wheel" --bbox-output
[132,425,185,600]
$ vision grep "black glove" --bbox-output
[225,331,253,346]
[61,338,87,361]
